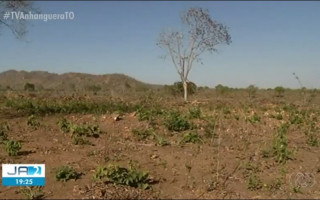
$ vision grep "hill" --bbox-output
[0,70,159,91]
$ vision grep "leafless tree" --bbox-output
[0,1,36,39]
[157,7,231,101]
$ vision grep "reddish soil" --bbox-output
[1,90,320,199]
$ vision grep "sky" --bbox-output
[0,1,319,89]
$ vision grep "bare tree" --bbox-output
[157,7,231,101]
[0,1,36,39]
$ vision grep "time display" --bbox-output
[15,179,33,185]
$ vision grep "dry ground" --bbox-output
[0,89,320,199]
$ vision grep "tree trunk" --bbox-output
[183,81,188,102]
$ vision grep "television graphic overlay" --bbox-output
[2,164,45,186]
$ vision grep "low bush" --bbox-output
[5,140,22,156]
[93,164,150,190]
[164,111,191,132]
[55,166,81,182]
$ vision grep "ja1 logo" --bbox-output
[2,164,45,186]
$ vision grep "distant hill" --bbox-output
[0,70,160,91]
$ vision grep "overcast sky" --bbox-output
[0,1,319,88]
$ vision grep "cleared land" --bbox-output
[0,71,320,199]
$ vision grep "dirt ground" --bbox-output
[0,89,320,199]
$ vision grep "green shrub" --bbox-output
[247,174,262,191]
[132,128,152,140]
[24,83,35,91]
[5,140,22,156]
[58,118,71,133]
[136,107,164,121]
[19,186,44,200]
[188,107,202,119]
[0,122,9,144]
[262,123,293,163]
[5,97,139,115]
[164,111,191,132]
[70,123,100,138]
[307,134,319,147]
[204,120,216,139]
[246,113,261,124]
[247,85,258,98]
[215,84,231,95]
[72,135,91,145]
[274,86,285,97]
[55,166,80,182]
[27,115,40,130]
[153,132,170,146]
[93,164,150,190]
[267,178,282,191]
[180,132,203,144]
[167,81,197,96]
[58,118,100,137]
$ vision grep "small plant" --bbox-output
[292,185,302,193]
[215,84,231,95]
[132,128,151,140]
[24,83,35,91]
[0,122,9,144]
[136,107,164,122]
[93,166,108,180]
[180,132,203,144]
[72,135,91,145]
[188,107,202,119]
[204,120,216,139]
[267,178,282,191]
[289,113,304,125]
[246,113,261,124]
[27,115,40,130]
[70,123,100,138]
[93,163,150,189]
[262,123,293,163]
[19,186,44,199]
[274,86,285,97]
[271,111,283,120]
[153,132,170,146]
[55,166,81,182]
[58,118,71,133]
[247,85,258,98]
[222,106,231,115]
[307,134,319,147]
[247,173,262,191]
[164,111,191,132]
[243,162,260,175]
[5,140,22,156]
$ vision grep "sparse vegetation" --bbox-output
[274,86,285,97]
[164,111,191,132]
[188,106,202,119]
[24,83,35,91]
[27,115,40,130]
[262,123,293,163]
[93,163,150,190]
[5,97,139,115]
[0,122,9,144]
[19,187,44,200]
[5,140,22,156]
[58,118,100,138]
[132,128,152,140]
[247,173,263,191]
[247,85,258,98]
[246,113,261,124]
[55,166,81,182]
[180,132,203,144]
